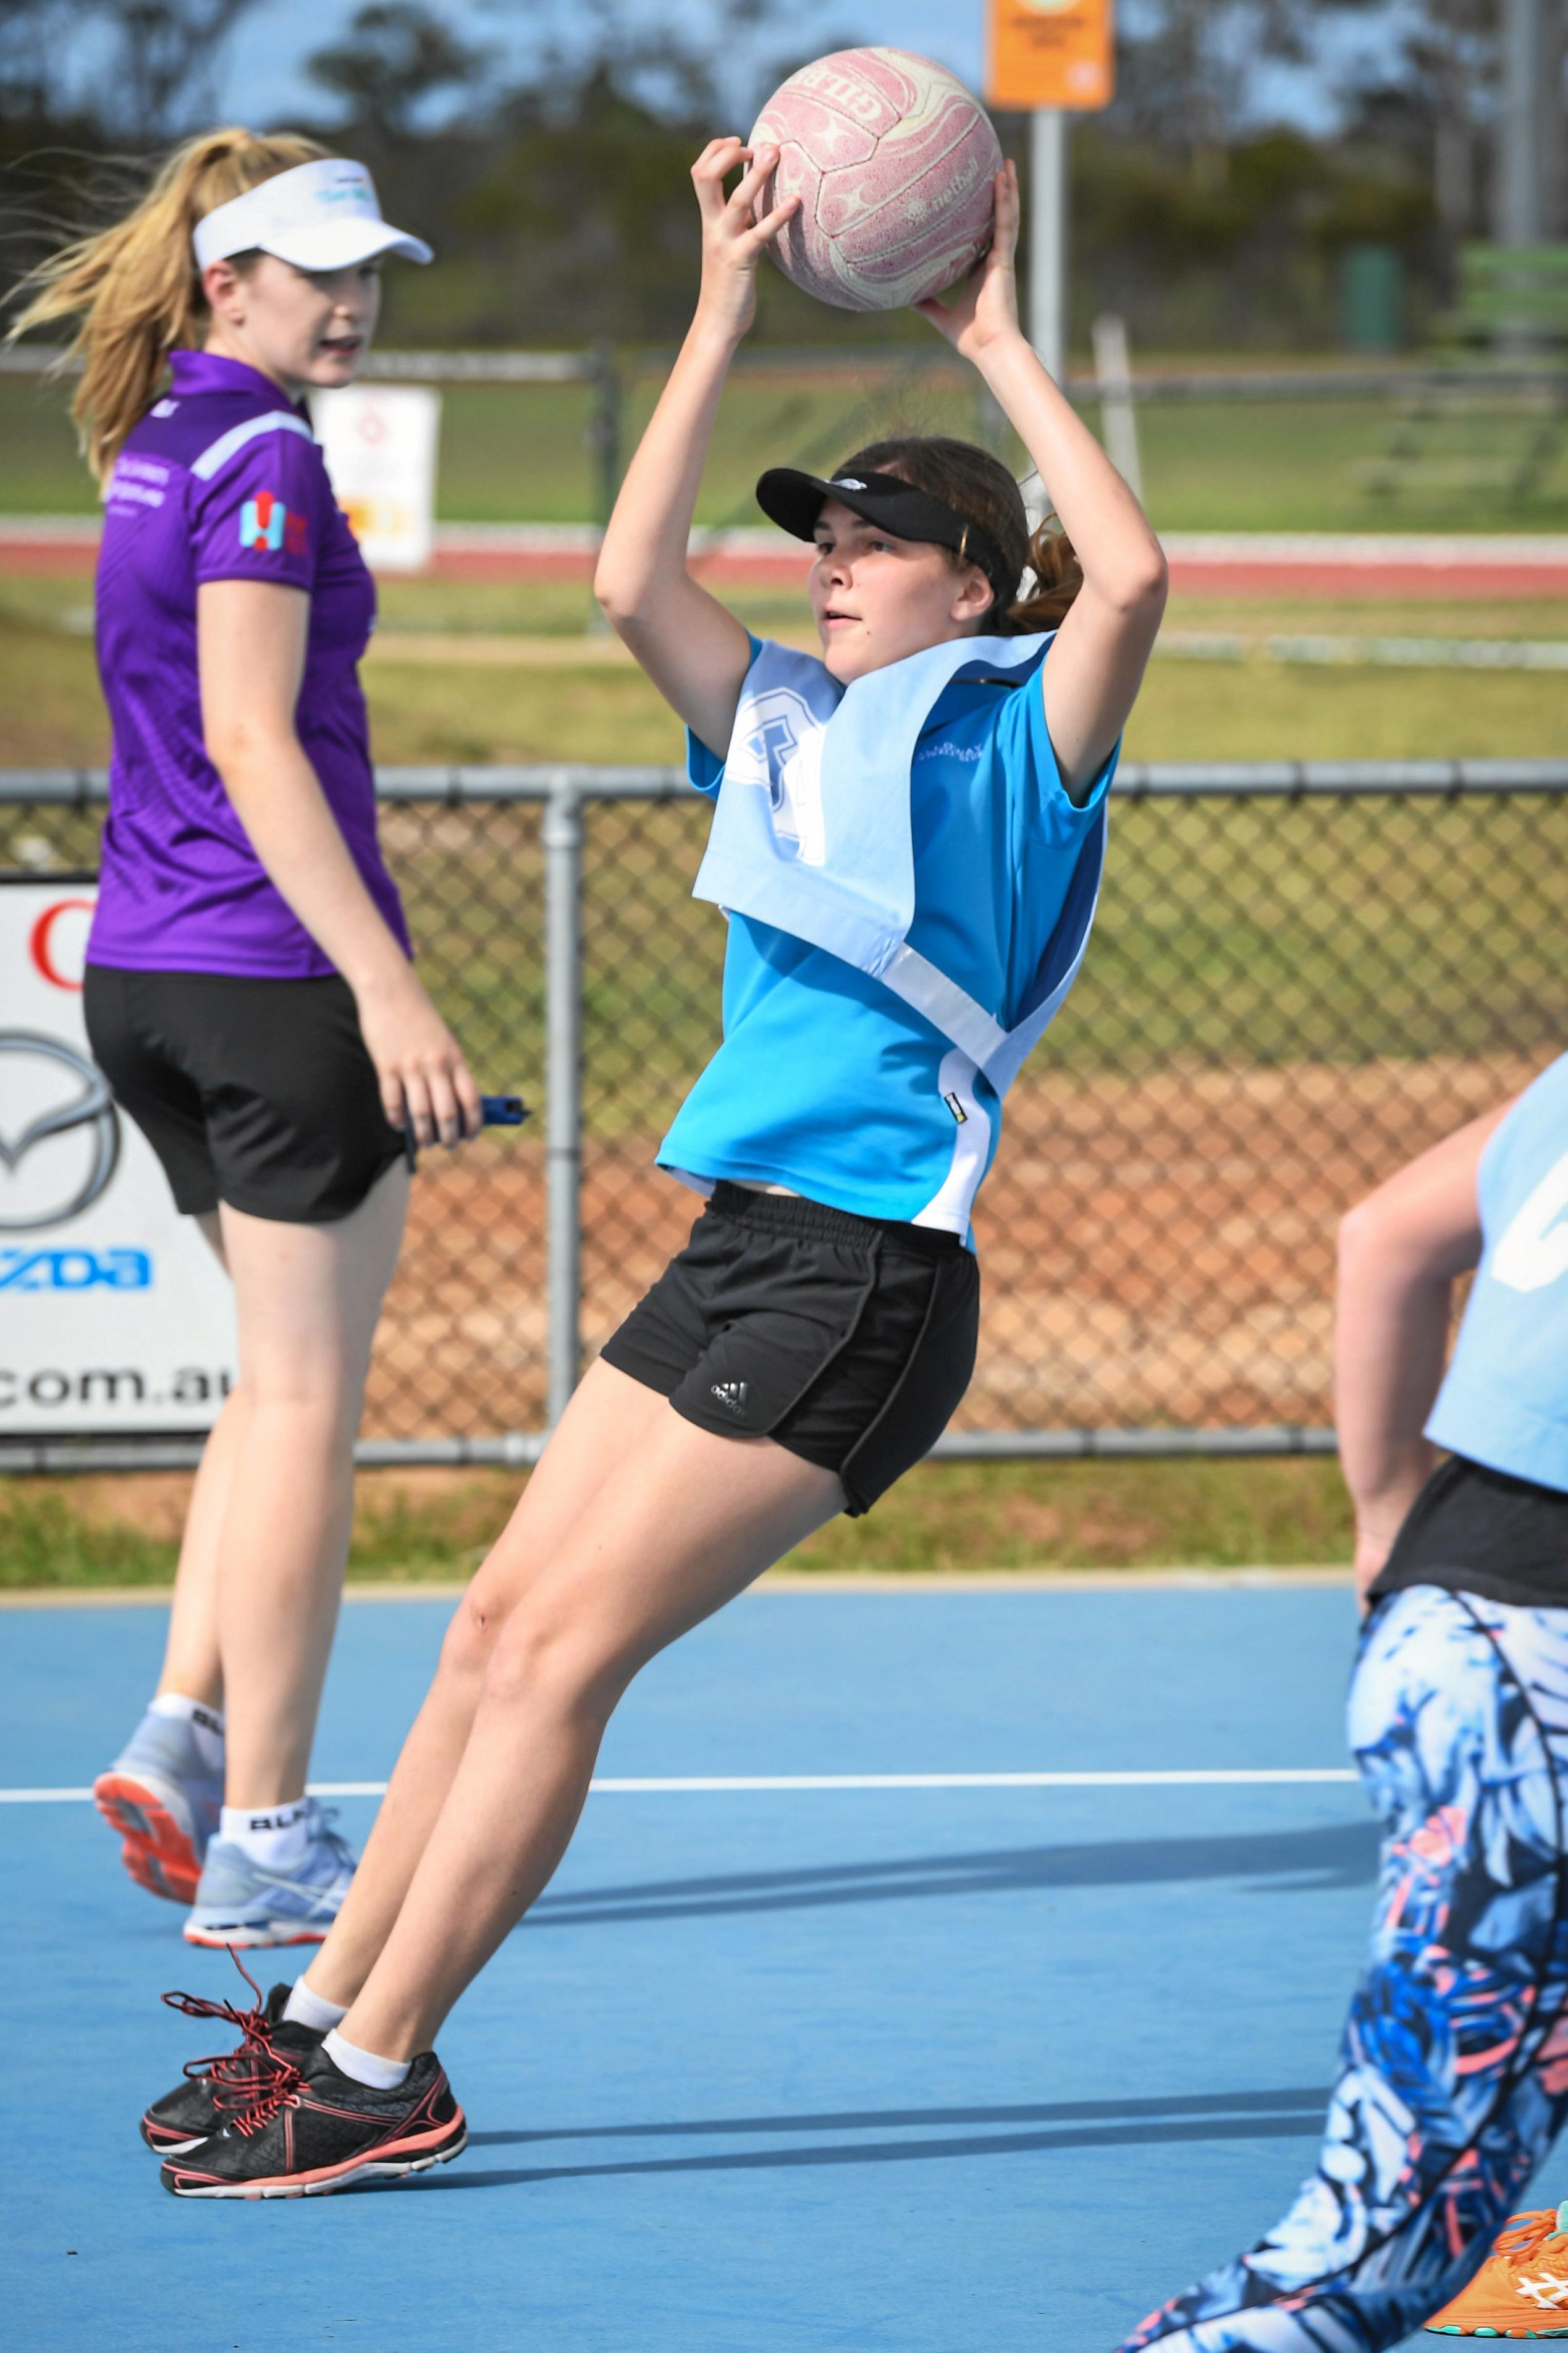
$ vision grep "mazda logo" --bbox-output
[0,1031,120,1231]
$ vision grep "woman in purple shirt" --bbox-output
[12,129,480,1946]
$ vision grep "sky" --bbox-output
[214,0,1406,140]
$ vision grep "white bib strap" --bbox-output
[696,633,1105,1105]
[879,830,1103,1099]
[878,944,1006,1071]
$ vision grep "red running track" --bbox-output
[5,522,1567,599]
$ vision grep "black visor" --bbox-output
[755,467,1009,605]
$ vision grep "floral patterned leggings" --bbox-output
[1117,1586,1568,2353]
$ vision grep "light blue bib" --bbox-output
[1428,1051,1568,1492]
[693,636,1105,1097]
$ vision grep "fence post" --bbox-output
[1091,313,1143,502]
[583,343,622,636]
[543,780,584,1427]
[587,342,623,536]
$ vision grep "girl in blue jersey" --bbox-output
[142,145,1166,2196]
[1117,1055,1568,2351]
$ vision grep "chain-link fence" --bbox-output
[4,763,1566,1468]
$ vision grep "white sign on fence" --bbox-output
[0,884,237,1434]
[311,383,441,573]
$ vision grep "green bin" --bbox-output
[1339,244,1406,353]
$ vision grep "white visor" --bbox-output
[193,158,432,274]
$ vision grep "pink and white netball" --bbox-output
[749,48,1002,313]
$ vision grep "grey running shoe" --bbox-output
[94,1707,224,1904]
[183,1801,356,1950]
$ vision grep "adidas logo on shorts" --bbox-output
[710,1380,749,1417]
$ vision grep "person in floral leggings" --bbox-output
[1118,1054,1568,2352]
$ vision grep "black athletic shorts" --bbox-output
[1368,1452,1568,1612]
[599,1180,980,1515]
[82,965,404,1225]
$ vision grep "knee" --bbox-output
[479,1603,618,1724]
[439,1590,504,1685]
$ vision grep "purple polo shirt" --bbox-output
[88,349,410,978]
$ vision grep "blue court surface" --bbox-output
[3,1582,1432,2353]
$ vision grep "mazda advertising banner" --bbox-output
[1,882,237,1433]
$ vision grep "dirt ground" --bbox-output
[363,1050,1548,1440]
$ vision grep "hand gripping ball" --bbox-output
[749,47,1003,314]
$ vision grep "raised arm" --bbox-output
[916,163,1167,798]
[593,138,799,759]
[199,577,480,1146]
[1334,1102,1512,1603]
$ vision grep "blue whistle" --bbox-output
[403,1092,529,1168]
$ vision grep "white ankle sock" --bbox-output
[221,1797,310,1872]
[148,1692,226,1773]
[282,1979,348,2033]
[322,2028,410,2091]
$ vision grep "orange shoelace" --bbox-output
[1484,2202,1568,2283]
[160,1947,309,2138]
[211,2043,304,2137]
[160,1948,277,2089]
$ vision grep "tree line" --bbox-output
[3,0,1562,352]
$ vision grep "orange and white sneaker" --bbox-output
[1428,2202,1568,2336]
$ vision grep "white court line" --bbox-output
[0,1768,1358,1805]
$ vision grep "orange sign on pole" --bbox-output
[988,0,1115,112]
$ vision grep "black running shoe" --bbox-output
[159,2037,466,2198]
[141,1961,326,2154]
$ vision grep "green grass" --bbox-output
[6,365,1568,534]
[0,609,117,767]
[1124,392,1568,533]
[7,583,1568,776]
[0,1486,179,1586]
[0,1454,1356,1590]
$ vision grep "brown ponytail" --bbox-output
[6,127,329,481]
[834,434,1082,632]
[1011,512,1084,632]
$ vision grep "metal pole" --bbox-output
[584,344,622,636]
[1029,108,1069,383]
[543,782,583,1426]
[1091,312,1143,502]
[589,344,623,534]
[1498,0,1543,247]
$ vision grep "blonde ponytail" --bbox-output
[6,127,329,481]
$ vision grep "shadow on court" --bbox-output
[6,1590,1388,2353]
[523,1819,1378,1930]
[431,2086,1331,2191]
[468,2085,1332,2146]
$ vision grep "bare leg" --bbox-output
[334,1384,844,2058]
[305,1359,671,2006]
[152,1210,235,1710]
[216,1161,409,1808]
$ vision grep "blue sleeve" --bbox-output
[192,428,329,592]
[993,660,1118,863]
[685,633,765,799]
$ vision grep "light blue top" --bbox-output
[1428,1050,1568,1492]
[658,635,1113,1243]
